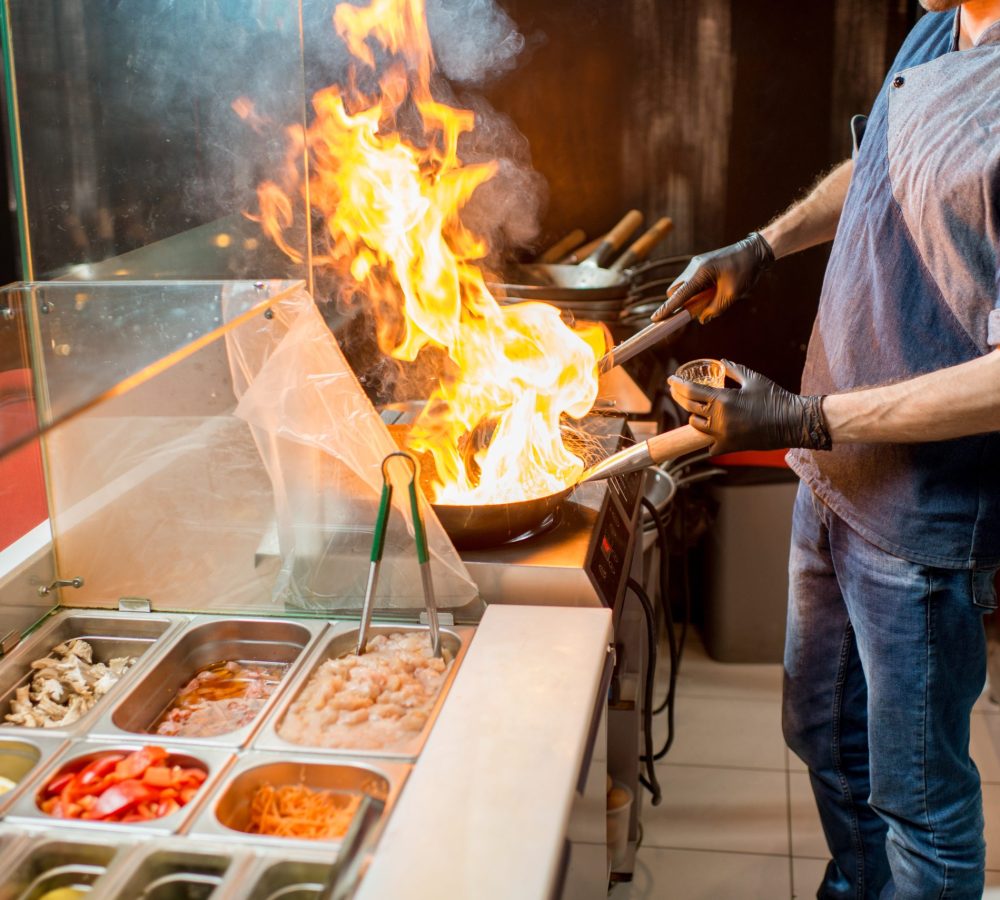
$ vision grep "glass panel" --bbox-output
[0,280,302,455]
[2,1,310,281]
[32,282,478,620]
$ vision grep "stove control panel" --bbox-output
[586,425,643,610]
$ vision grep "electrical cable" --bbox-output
[650,489,696,761]
[627,577,662,806]
[673,468,727,488]
[667,450,713,475]
[642,496,677,718]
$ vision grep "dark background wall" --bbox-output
[483,0,918,390]
[0,0,920,386]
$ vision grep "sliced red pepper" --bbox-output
[77,754,126,788]
[113,746,168,781]
[177,768,207,784]
[92,779,156,819]
[43,772,74,796]
[45,797,82,819]
[135,801,156,820]
[143,766,174,788]
[155,798,181,818]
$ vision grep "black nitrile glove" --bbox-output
[668,360,832,455]
[651,232,774,324]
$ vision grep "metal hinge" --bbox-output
[37,577,84,597]
[0,630,21,656]
[118,597,152,613]
[420,610,454,627]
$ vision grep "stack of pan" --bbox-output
[492,211,674,325]
[619,255,692,331]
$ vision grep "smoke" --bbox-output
[424,0,525,84]
[424,0,546,259]
[453,93,548,266]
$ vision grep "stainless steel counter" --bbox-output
[0,606,613,899]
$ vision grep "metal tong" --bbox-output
[356,452,441,658]
[318,794,387,900]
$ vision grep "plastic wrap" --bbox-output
[226,288,479,614]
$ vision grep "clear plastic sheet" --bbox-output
[226,288,479,614]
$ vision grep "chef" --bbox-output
[653,2,1000,897]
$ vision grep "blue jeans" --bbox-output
[784,483,997,899]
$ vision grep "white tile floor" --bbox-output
[610,631,1000,900]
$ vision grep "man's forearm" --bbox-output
[760,160,854,260]
[821,348,1000,444]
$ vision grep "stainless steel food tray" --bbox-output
[0,833,133,900]
[0,735,67,816]
[89,616,327,749]
[4,739,234,836]
[253,622,474,760]
[0,829,336,899]
[96,838,248,899]
[188,751,409,856]
[0,611,187,739]
[233,856,334,900]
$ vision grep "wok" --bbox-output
[432,425,711,550]
[386,411,573,550]
[431,487,572,551]
[498,218,677,303]
[496,210,644,302]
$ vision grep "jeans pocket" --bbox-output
[972,567,1000,611]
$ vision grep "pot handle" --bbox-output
[610,217,673,272]
[584,209,644,267]
[538,228,587,264]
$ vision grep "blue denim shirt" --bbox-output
[787,11,1000,569]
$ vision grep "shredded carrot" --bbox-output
[247,783,362,840]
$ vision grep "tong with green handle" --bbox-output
[356,452,441,658]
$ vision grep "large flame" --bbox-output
[256,0,604,504]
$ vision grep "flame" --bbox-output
[256,0,604,504]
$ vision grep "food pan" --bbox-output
[101,843,238,900]
[0,837,129,900]
[189,752,408,855]
[4,740,233,836]
[90,617,325,748]
[0,736,67,815]
[254,622,473,760]
[234,859,333,900]
[0,828,28,866]
[0,611,186,738]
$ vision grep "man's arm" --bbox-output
[823,349,1000,443]
[760,159,854,260]
[652,159,855,322]
[668,350,1000,456]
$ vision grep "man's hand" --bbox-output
[668,360,832,455]
[651,233,774,324]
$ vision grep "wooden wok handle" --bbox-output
[562,235,604,264]
[584,209,644,267]
[539,228,587,264]
[610,217,674,272]
[647,424,713,466]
